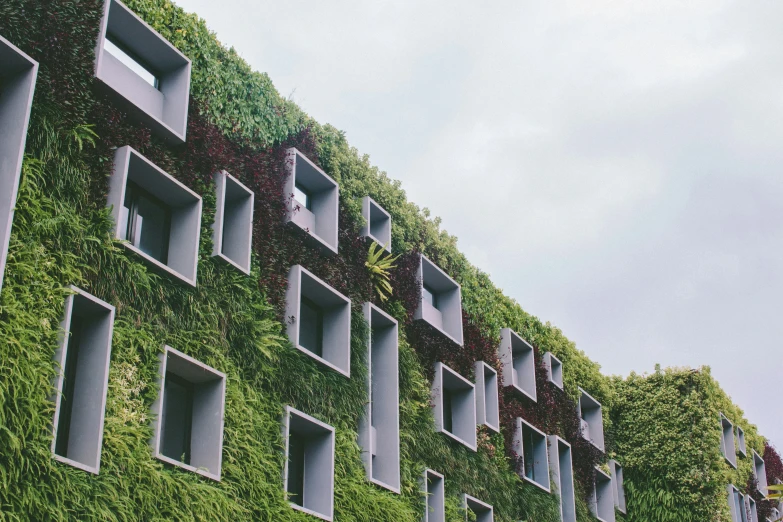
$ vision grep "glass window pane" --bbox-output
[55,317,85,458]
[443,388,453,433]
[287,433,306,506]
[294,182,311,210]
[104,36,159,89]
[161,373,193,464]
[299,297,323,356]
[135,192,169,263]
[423,284,438,309]
[524,427,535,481]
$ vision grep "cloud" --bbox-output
[175,0,783,445]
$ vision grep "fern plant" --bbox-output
[365,241,399,302]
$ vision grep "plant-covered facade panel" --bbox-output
[0,1,776,521]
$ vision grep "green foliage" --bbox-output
[366,241,398,302]
[0,0,769,520]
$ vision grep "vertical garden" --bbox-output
[0,0,777,521]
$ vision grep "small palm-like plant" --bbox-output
[366,241,399,302]
[767,484,783,521]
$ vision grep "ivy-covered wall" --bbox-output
[0,0,776,521]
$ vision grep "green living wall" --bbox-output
[0,0,775,521]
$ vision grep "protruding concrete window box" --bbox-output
[728,485,744,522]
[720,413,737,468]
[543,351,563,390]
[358,303,400,493]
[423,469,445,522]
[738,427,748,458]
[498,328,537,402]
[462,494,494,522]
[432,362,476,451]
[747,495,758,522]
[108,146,202,286]
[578,388,605,452]
[283,406,336,522]
[513,418,550,492]
[151,346,226,481]
[285,265,351,377]
[51,287,115,474]
[0,35,38,294]
[284,148,339,255]
[548,435,577,522]
[212,170,253,274]
[609,459,627,514]
[753,450,768,494]
[361,196,391,252]
[591,467,616,522]
[415,255,463,346]
[474,361,500,432]
[94,0,191,143]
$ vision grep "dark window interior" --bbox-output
[160,372,194,464]
[423,284,438,309]
[294,181,312,210]
[523,427,536,481]
[442,388,453,433]
[123,181,171,264]
[299,296,324,357]
[287,432,306,506]
[104,34,160,89]
[54,317,85,457]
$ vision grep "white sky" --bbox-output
[173,0,783,446]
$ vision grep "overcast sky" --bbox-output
[173,0,783,446]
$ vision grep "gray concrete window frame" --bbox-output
[498,328,537,402]
[0,35,38,295]
[284,148,339,255]
[609,459,627,514]
[739,430,748,458]
[212,170,253,274]
[543,351,564,390]
[423,468,445,522]
[358,302,401,494]
[747,495,759,522]
[94,0,191,144]
[514,417,551,493]
[50,286,115,475]
[474,361,500,432]
[462,493,494,522]
[591,467,616,522]
[415,255,464,346]
[150,345,226,481]
[285,265,352,377]
[578,387,606,452]
[282,406,336,522]
[728,485,746,522]
[361,196,391,252]
[107,146,202,286]
[548,435,577,522]
[720,413,738,469]
[753,450,768,494]
[432,362,477,451]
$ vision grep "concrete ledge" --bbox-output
[94,0,191,143]
[432,362,476,451]
[548,435,577,522]
[514,417,550,492]
[474,361,500,432]
[283,406,335,522]
[285,265,351,377]
[284,148,339,255]
[498,328,537,402]
[462,494,493,522]
[414,255,463,346]
[361,196,391,252]
[0,34,38,295]
[108,146,202,286]
[578,387,605,452]
[358,302,400,494]
[51,287,115,475]
[423,469,445,522]
[212,170,253,274]
[150,345,226,481]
